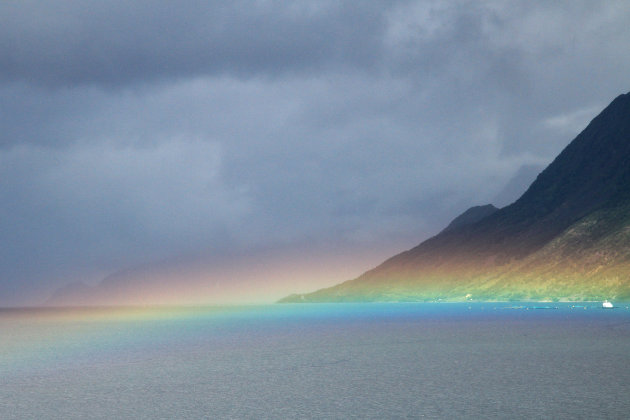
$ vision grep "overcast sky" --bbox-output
[1,0,629,305]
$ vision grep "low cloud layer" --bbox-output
[1,1,629,304]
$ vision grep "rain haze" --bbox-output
[1,1,629,305]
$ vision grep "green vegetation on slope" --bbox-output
[280,92,630,303]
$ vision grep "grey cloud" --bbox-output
[0,0,394,88]
[1,1,630,305]
[0,139,251,301]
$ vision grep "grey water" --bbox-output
[1,302,630,419]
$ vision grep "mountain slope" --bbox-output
[492,164,545,207]
[440,204,498,234]
[282,92,630,302]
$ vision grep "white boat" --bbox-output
[602,300,613,308]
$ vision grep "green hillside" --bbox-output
[281,92,630,303]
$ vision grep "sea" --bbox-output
[1,302,630,419]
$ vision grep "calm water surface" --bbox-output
[1,302,630,419]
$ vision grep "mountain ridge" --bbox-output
[281,92,630,303]
[440,204,498,234]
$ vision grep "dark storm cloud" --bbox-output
[1,1,630,304]
[0,0,392,87]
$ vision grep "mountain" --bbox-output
[440,204,498,234]
[492,164,545,208]
[281,92,630,303]
[46,247,378,306]
[45,259,272,306]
